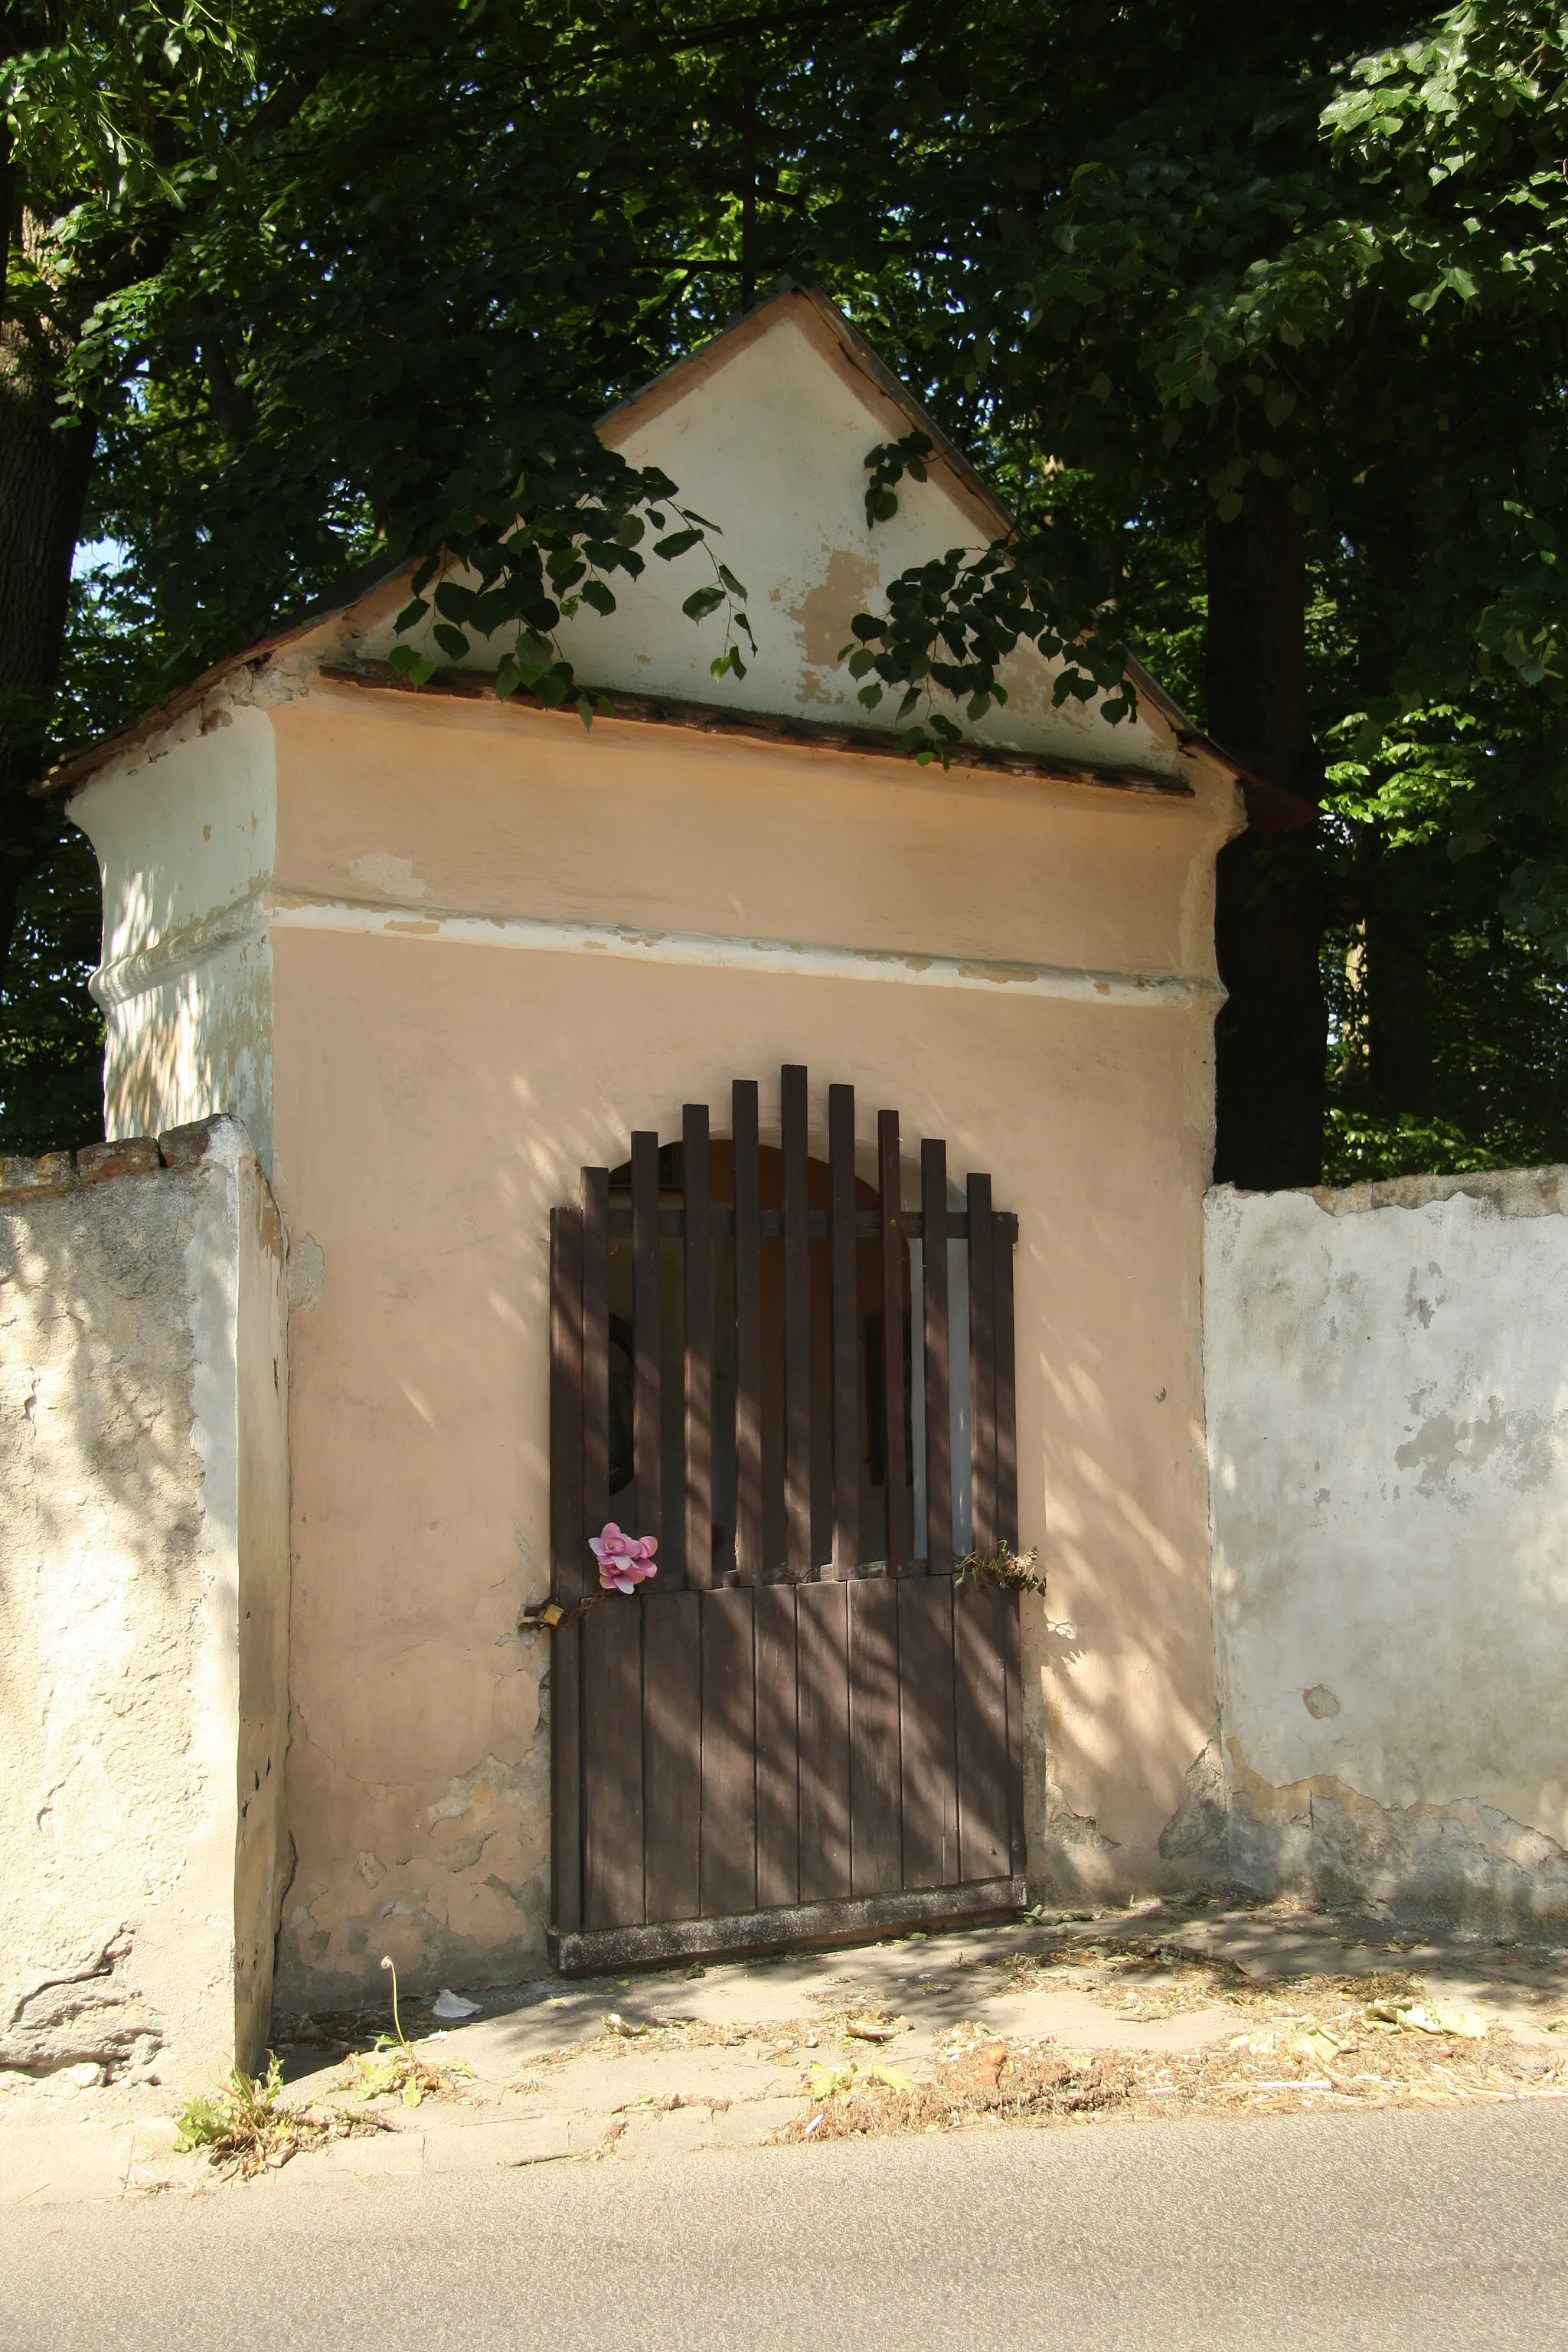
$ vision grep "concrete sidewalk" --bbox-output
[4,1896,1564,2207]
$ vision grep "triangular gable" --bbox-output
[51,286,1290,812]
[355,285,1195,781]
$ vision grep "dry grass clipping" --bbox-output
[781,1976,1568,2145]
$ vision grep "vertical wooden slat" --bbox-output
[732,1080,763,1586]
[877,1110,910,1573]
[848,1579,902,1895]
[967,1171,996,1560]
[954,1580,1010,1882]
[828,1083,860,1577]
[548,1204,585,1931]
[755,1584,799,1908]
[582,1168,611,1544]
[631,1131,662,1550]
[897,1576,957,1889]
[582,1599,645,1927]
[700,1589,757,1916]
[796,1583,851,1900]
[643,1592,702,1922]
[993,1211,1018,1553]
[549,1205,586,1606]
[683,1102,714,1590]
[781,1063,812,1579]
[1001,1585,1027,1874]
[920,1138,951,1571]
[550,1619,583,1933]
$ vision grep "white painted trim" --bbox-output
[90,892,270,1009]
[93,886,1224,1013]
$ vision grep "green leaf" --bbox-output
[653,528,703,561]
[579,577,617,615]
[432,622,469,662]
[387,645,437,688]
[682,584,726,622]
[717,564,749,599]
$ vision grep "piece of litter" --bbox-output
[1367,1998,1486,2040]
[433,1989,481,2020]
[606,2011,648,2037]
[844,2017,897,2042]
[1292,2027,1349,2065]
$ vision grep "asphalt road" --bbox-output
[3,2102,1565,2352]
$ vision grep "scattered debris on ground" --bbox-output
[779,1971,1568,2145]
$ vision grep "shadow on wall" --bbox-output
[275,1031,1217,2011]
[0,1126,283,2083]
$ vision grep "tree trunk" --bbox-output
[0,330,96,1001]
[1364,902,1434,1117]
[1207,493,1328,1189]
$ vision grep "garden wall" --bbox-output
[1196,1168,1568,1929]
[0,1117,289,2089]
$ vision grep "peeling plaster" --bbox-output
[0,1127,290,2081]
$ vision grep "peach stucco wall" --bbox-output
[262,684,1236,2004]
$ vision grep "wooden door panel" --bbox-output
[642,1590,702,1922]
[550,1065,1024,1968]
[699,1589,757,1917]
[897,1576,959,1891]
[795,1581,853,1903]
[754,1584,801,1910]
[955,1583,1012,1883]
[581,1600,644,1929]
[848,1580,902,1897]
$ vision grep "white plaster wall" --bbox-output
[73,699,277,1170]
[1202,1171,1568,1924]
[363,299,1189,779]
[0,1121,291,2086]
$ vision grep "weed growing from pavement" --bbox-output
[173,2055,374,2178]
[341,1958,475,2109]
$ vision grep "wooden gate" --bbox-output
[547,1064,1025,1971]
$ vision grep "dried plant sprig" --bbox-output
[952,1545,1047,1597]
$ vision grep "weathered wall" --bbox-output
[73,700,278,1171]
[61,287,1249,2005]
[0,1119,290,2087]
[261,681,1235,2008]
[1200,1170,1568,1927]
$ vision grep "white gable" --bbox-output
[359,292,1188,779]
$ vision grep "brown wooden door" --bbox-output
[547,1065,1025,1971]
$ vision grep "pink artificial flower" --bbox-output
[589,1523,658,1595]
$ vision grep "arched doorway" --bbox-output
[547,1063,1024,1969]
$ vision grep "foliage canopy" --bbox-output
[6,0,1568,1174]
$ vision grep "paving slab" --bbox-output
[0,2121,133,2207]
[424,2115,573,2173]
